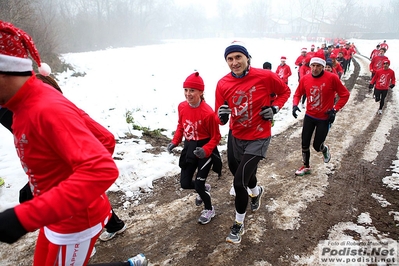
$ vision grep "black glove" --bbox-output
[259,106,279,121]
[193,147,206,159]
[218,101,231,125]
[259,107,273,120]
[0,208,28,244]
[19,182,33,203]
[368,84,374,89]
[292,105,301,119]
[326,109,336,124]
[390,84,395,89]
[167,143,176,153]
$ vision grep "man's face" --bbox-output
[226,52,249,76]
[383,62,389,70]
[310,63,324,76]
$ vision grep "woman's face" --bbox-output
[184,88,202,106]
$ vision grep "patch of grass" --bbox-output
[125,109,167,138]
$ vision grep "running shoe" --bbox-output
[198,206,215,224]
[99,224,127,241]
[226,221,245,244]
[250,186,264,212]
[322,145,331,163]
[295,166,311,176]
[127,253,148,266]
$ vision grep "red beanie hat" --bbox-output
[183,72,204,91]
[0,20,51,75]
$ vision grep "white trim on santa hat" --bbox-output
[301,48,307,52]
[0,54,33,72]
[310,57,326,67]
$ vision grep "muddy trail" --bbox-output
[7,54,399,266]
[89,54,399,266]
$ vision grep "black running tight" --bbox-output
[301,115,330,167]
[233,154,262,214]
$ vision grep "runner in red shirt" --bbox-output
[168,72,221,225]
[370,44,381,60]
[295,48,308,81]
[369,59,396,114]
[369,47,389,78]
[292,55,350,176]
[0,20,147,266]
[215,41,290,244]
[276,56,292,84]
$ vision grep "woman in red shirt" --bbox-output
[167,72,221,225]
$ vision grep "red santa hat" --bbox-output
[301,48,307,52]
[311,44,315,49]
[183,72,204,91]
[280,56,286,61]
[0,20,51,75]
[310,56,326,67]
[383,59,390,65]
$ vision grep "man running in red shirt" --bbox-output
[292,55,350,176]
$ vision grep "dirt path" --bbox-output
[5,54,399,266]
[88,54,399,266]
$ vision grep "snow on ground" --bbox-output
[0,38,398,264]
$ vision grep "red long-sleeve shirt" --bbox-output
[4,75,119,237]
[215,67,291,140]
[172,100,221,157]
[370,55,389,73]
[293,71,350,119]
[276,64,292,83]
[371,68,396,90]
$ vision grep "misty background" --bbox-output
[0,0,397,71]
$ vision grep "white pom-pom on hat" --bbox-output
[38,63,51,76]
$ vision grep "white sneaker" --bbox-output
[198,206,215,224]
[127,253,148,266]
[99,224,127,241]
[377,110,382,115]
